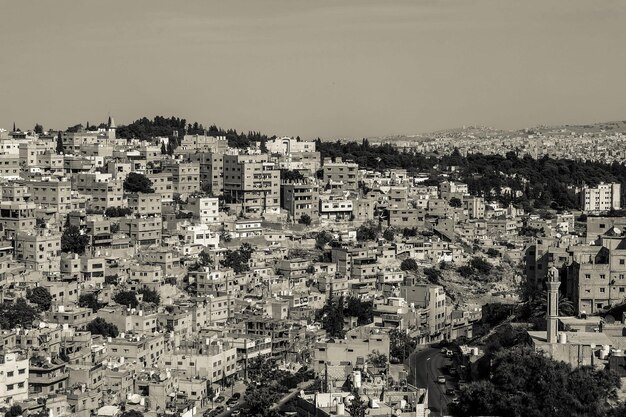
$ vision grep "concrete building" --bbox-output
[0,351,29,405]
[581,182,621,213]
[186,197,219,225]
[162,161,200,198]
[322,157,358,191]
[281,181,319,222]
[223,154,280,214]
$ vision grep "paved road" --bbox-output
[408,347,456,417]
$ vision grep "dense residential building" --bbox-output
[580,182,621,213]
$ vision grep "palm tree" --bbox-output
[531,290,575,318]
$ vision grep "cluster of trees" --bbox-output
[79,292,105,312]
[220,243,254,274]
[318,141,626,210]
[187,251,213,272]
[243,358,315,417]
[123,172,154,193]
[104,207,133,217]
[61,225,91,254]
[26,287,52,311]
[400,258,418,272]
[457,257,493,279]
[356,222,379,241]
[86,317,119,338]
[114,115,275,149]
[113,288,161,307]
[0,299,39,329]
[316,296,373,337]
[451,346,622,417]
[281,169,305,182]
[298,214,312,226]
[389,328,417,362]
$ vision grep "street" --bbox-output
[408,347,456,416]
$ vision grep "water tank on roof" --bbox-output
[559,333,567,344]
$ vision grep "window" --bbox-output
[600,288,606,293]
[7,371,13,377]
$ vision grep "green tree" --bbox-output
[315,231,334,249]
[367,349,388,369]
[469,257,492,274]
[389,328,416,361]
[34,123,44,134]
[400,258,418,272]
[27,287,52,311]
[61,225,90,254]
[86,317,119,338]
[423,267,441,284]
[449,197,463,207]
[531,290,575,319]
[344,296,373,325]
[113,291,139,308]
[123,172,154,193]
[160,142,167,154]
[298,214,312,226]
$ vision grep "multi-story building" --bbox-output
[73,173,125,212]
[281,181,319,221]
[0,200,36,239]
[162,161,200,198]
[189,151,224,195]
[401,283,448,339]
[322,157,358,191]
[581,182,621,213]
[146,172,174,200]
[28,180,73,218]
[0,351,29,405]
[186,197,219,225]
[223,154,280,214]
[119,217,162,247]
[14,231,61,272]
[312,329,389,375]
[162,339,238,383]
[107,333,165,369]
[128,193,162,216]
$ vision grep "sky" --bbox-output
[1,0,626,139]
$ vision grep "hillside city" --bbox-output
[0,117,625,417]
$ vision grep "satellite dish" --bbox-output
[605,315,616,324]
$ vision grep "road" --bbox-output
[408,347,456,417]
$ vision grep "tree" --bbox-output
[27,287,52,311]
[344,296,373,325]
[449,197,463,207]
[220,243,254,274]
[367,349,388,369]
[34,123,44,134]
[160,142,167,154]
[486,247,500,258]
[450,347,620,417]
[79,292,103,312]
[0,298,39,329]
[138,287,160,305]
[281,169,305,182]
[356,223,378,241]
[113,291,139,308]
[346,388,367,417]
[86,317,119,338]
[470,257,492,275]
[61,225,90,254]
[56,131,64,154]
[104,207,133,217]
[120,411,143,417]
[400,258,418,272]
[298,214,312,226]
[383,228,395,241]
[423,267,441,284]
[317,296,344,338]
[123,172,154,193]
[315,231,334,249]
[531,290,575,319]
[389,328,416,361]
[5,405,23,417]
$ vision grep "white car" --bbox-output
[437,376,446,384]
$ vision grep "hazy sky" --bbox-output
[1,0,626,139]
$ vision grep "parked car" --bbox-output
[437,376,446,384]
[213,406,225,415]
[226,398,239,407]
[232,392,241,400]
[215,396,225,403]
[446,387,456,395]
[231,411,241,417]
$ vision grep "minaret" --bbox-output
[107,115,116,140]
[547,266,560,344]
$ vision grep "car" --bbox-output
[215,396,225,403]
[437,376,446,384]
[446,387,456,395]
[232,392,241,400]
[213,406,225,414]
[440,348,448,354]
[226,398,239,406]
[231,411,241,417]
